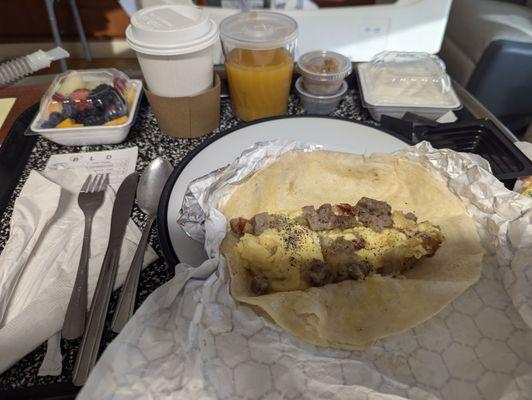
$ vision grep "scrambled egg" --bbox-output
[236,223,323,292]
[234,210,444,293]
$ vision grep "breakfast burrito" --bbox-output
[220,150,484,350]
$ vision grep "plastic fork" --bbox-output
[62,173,109,340]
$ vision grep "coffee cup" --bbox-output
[126,5,219,98]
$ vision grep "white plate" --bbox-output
[158,116,407,267]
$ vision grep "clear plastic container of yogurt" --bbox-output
[297,50,352,96]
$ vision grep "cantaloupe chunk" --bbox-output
[103,116,128,126]
[57,118,84,128]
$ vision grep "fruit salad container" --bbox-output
[29,68,142,146]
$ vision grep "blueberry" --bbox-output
[43,111,65,128]
[48,111,64,124]
[62,101,77,118]
[42,120,56,129]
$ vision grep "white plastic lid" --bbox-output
[220,11,298,50]
[126,5,219,56]
[357,51,461,109]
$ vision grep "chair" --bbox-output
[440,0,532,133]
[43,0,92,71]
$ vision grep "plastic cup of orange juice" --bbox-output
[220,12,298,122]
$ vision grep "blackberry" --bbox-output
[89,84,127,121]
[91,83,113,94]
[80,114,106,126]
[74,108,105,126]
[42,111,65,128]
[92,83,124,102]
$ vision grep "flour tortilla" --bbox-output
[220,150,484,350]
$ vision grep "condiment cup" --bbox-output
[297,50,352,96]
[295,77,348,115]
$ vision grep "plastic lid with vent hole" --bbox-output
[220,11,298,51]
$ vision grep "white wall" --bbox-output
[136,0,453,62]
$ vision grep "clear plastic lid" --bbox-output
[357,51,461,109]
[297,51,352,81]
[219,11,298,50]
[34,68,138,130]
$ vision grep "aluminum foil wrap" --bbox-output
[178,141,322,245]
[79,141,532,400]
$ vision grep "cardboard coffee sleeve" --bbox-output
[145,73,221,139]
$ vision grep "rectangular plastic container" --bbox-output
[359,95,459,122]
[29,69,143,146]
[357,52,462,122]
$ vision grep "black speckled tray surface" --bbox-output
[0,89,372,396]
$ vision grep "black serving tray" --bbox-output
[414,119,532,184]
[380,115,531,187]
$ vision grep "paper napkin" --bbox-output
[0,167,158,374]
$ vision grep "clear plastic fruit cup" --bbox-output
[220,11,298,122]
[30,68,142,145]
